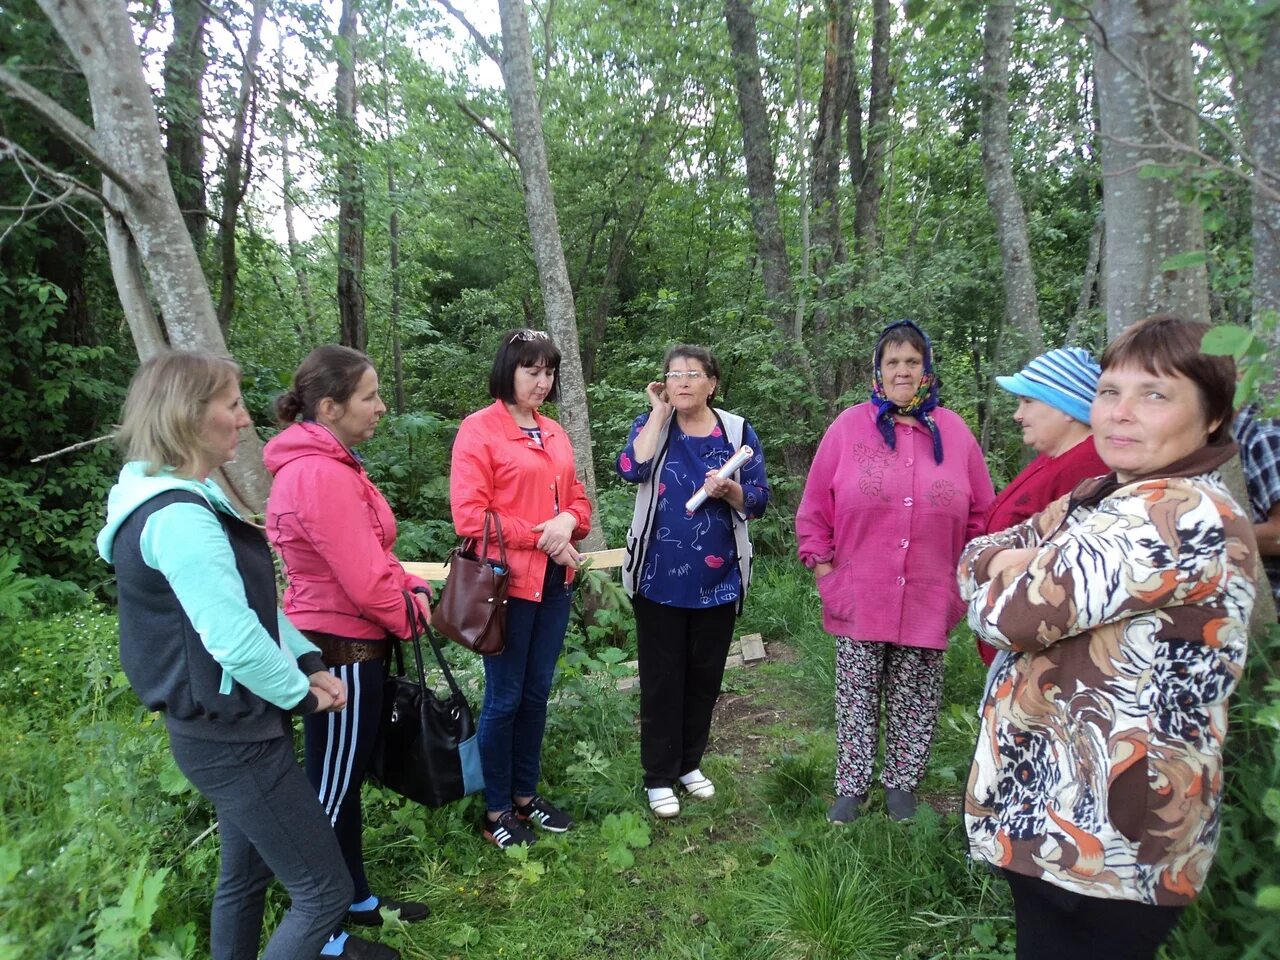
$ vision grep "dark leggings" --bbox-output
[1004,871,1184,960]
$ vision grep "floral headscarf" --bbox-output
[869,319,943,464]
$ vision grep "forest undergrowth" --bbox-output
[1,557,1276,960]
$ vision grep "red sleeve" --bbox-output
[965,435,997,543]
[449,418,540,548]
[279,459,416,638]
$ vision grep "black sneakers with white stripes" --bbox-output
[515,794,574,833]
[482,809,537,849]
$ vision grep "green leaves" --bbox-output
[599,811,651,870]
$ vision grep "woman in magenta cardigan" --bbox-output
[977,346,1108,667]
[796,320,994,824]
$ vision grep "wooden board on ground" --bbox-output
[402,546,626,582]
[739,633,767,663]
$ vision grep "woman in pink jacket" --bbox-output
[265,345,430,960]
[796,320,994,824]
[450,330,592,850]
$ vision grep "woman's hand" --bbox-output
[533,512,579,559]
[702,470,745,512]
[646,380,673,420]
[813,562,834,579]
[986,547,1039,582]
[309,671,347,712]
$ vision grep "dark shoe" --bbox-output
[324,933,400,960]
[885,788,918,821]
[348,897,430,926]
[515,793,574,832]
[827,794,867,824]
[482,809,537,849]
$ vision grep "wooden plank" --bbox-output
[402,546,625,582]
[739,632,767,663]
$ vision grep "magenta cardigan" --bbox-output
[796,402,995,649]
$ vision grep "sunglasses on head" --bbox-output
[509,329,551,344]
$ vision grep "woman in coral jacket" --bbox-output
[265,345,430,960]
[795,319,994,825]
[450,329,592,850]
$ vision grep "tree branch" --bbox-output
[0,66,139,194]
[30,432,116,463]
[456,99,518,161]
[433,0,502,65]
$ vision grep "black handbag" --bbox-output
[370,594,484,808]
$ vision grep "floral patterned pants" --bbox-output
[834,637,945,796]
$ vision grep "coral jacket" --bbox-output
[796,402,995,649]
[450,401,592,602]
[265,421,428,640]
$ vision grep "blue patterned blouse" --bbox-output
[617,412,768,608]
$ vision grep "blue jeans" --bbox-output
[479,562,573,812]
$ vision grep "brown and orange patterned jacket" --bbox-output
[958,443,1257,906]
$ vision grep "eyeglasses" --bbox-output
[509,329,551,344]
[664,370,707,382]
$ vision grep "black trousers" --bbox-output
[304,657,387,905]
[1004,871,1184,960]
[633,594,737,788]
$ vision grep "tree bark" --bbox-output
[161,0,208,250]
[851,0,890,257]
[5,0,271,513]
[1240,7,1280,368]
[980,0,1044,358]
[215,0,268,335]
[723,0,795,329]
[1092,0,1209,337]
[496,0,604,551]
[336,0,367,351]
[276,39,319,346]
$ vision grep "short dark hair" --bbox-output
[489,329,562,403]
[1100,314,1236,444]
[276,345,373,424]
[875,325,929,366]
[663,344,720,403]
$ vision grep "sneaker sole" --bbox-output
[678,781,715,799]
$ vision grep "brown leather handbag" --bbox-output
[432,510,509,655]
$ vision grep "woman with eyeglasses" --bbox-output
[449,329,593,849]
[796,319,994,824]
[617,345,769,818]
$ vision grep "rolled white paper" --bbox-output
[685,445,754,512]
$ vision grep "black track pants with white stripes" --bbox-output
[303,657,386,905]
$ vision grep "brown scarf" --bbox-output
[1068,441,1239,514]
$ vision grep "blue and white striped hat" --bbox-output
[995,346,1100,424]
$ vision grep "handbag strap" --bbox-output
[460,510,508,567]
[398,592,466,700]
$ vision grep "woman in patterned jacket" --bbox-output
[959,315,1258,960]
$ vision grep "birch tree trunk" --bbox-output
[0,0,272,512]
[496,0,604,550]
[980,0,1043,357]
[336,0,367,351]
[1092,0,1209,337]
[215,0,268,334]
[1240,7,1280,370]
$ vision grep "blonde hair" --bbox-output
[116,351,242,476]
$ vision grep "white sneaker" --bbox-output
[647,787,680,818]
[678,769,715,799]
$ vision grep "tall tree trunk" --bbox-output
[496,0,604,550]
[1092,0,1209,337]
[1240,7,1280,370]
[793,2,810,337]
[1067,213,1105,343]
[1,0,271,512]
[336,0,367,351]
[276,39,319,346]
[161,0,208,250]
[723,0,795,329]
[809,0,850,405]
[215,0,268,335]
[980,0,1044,357]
